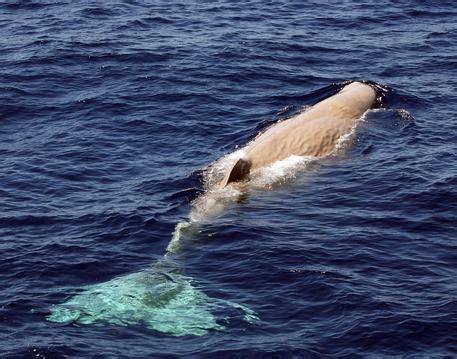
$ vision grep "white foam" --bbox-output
[249,155,316,189]
[167,161,245,253]
[167,152,316,253]
[334,109,373,151]
[167,221,192,254]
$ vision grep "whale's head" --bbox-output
[338,81,377,113]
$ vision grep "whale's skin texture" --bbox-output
[222,82,376,186]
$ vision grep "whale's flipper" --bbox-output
[221,158,251,187]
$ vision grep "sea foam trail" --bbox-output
[167,153,316,253]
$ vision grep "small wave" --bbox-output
[249,155,316,189]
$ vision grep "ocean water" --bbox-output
[1,1,456,357]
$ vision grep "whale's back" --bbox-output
[222,82,376,186]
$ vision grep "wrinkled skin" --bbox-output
[222,82,376,186]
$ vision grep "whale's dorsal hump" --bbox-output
[221,158,251,187]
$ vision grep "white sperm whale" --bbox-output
[47,81,378,337]
[222,81,377,186]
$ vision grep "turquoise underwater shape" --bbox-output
[47,262,257,336]
[47,176,259,335]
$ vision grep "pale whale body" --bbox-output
[47,81,377,337]
[222,81,376,186]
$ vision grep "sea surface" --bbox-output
[1,1,456,357]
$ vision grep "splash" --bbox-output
[47,259,257,336]
[334,108,372,152]
[249,155,316,189]
[168,154,319,253]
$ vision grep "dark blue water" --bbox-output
[1,1,456,357]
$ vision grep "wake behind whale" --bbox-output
[48,81,385,336]
[167,150,319,253]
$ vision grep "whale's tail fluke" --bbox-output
[47,258,257,336]
[220,157,251,187]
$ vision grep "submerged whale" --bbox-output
[222,81,377,186]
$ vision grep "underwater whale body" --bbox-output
[222,81,377,186]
